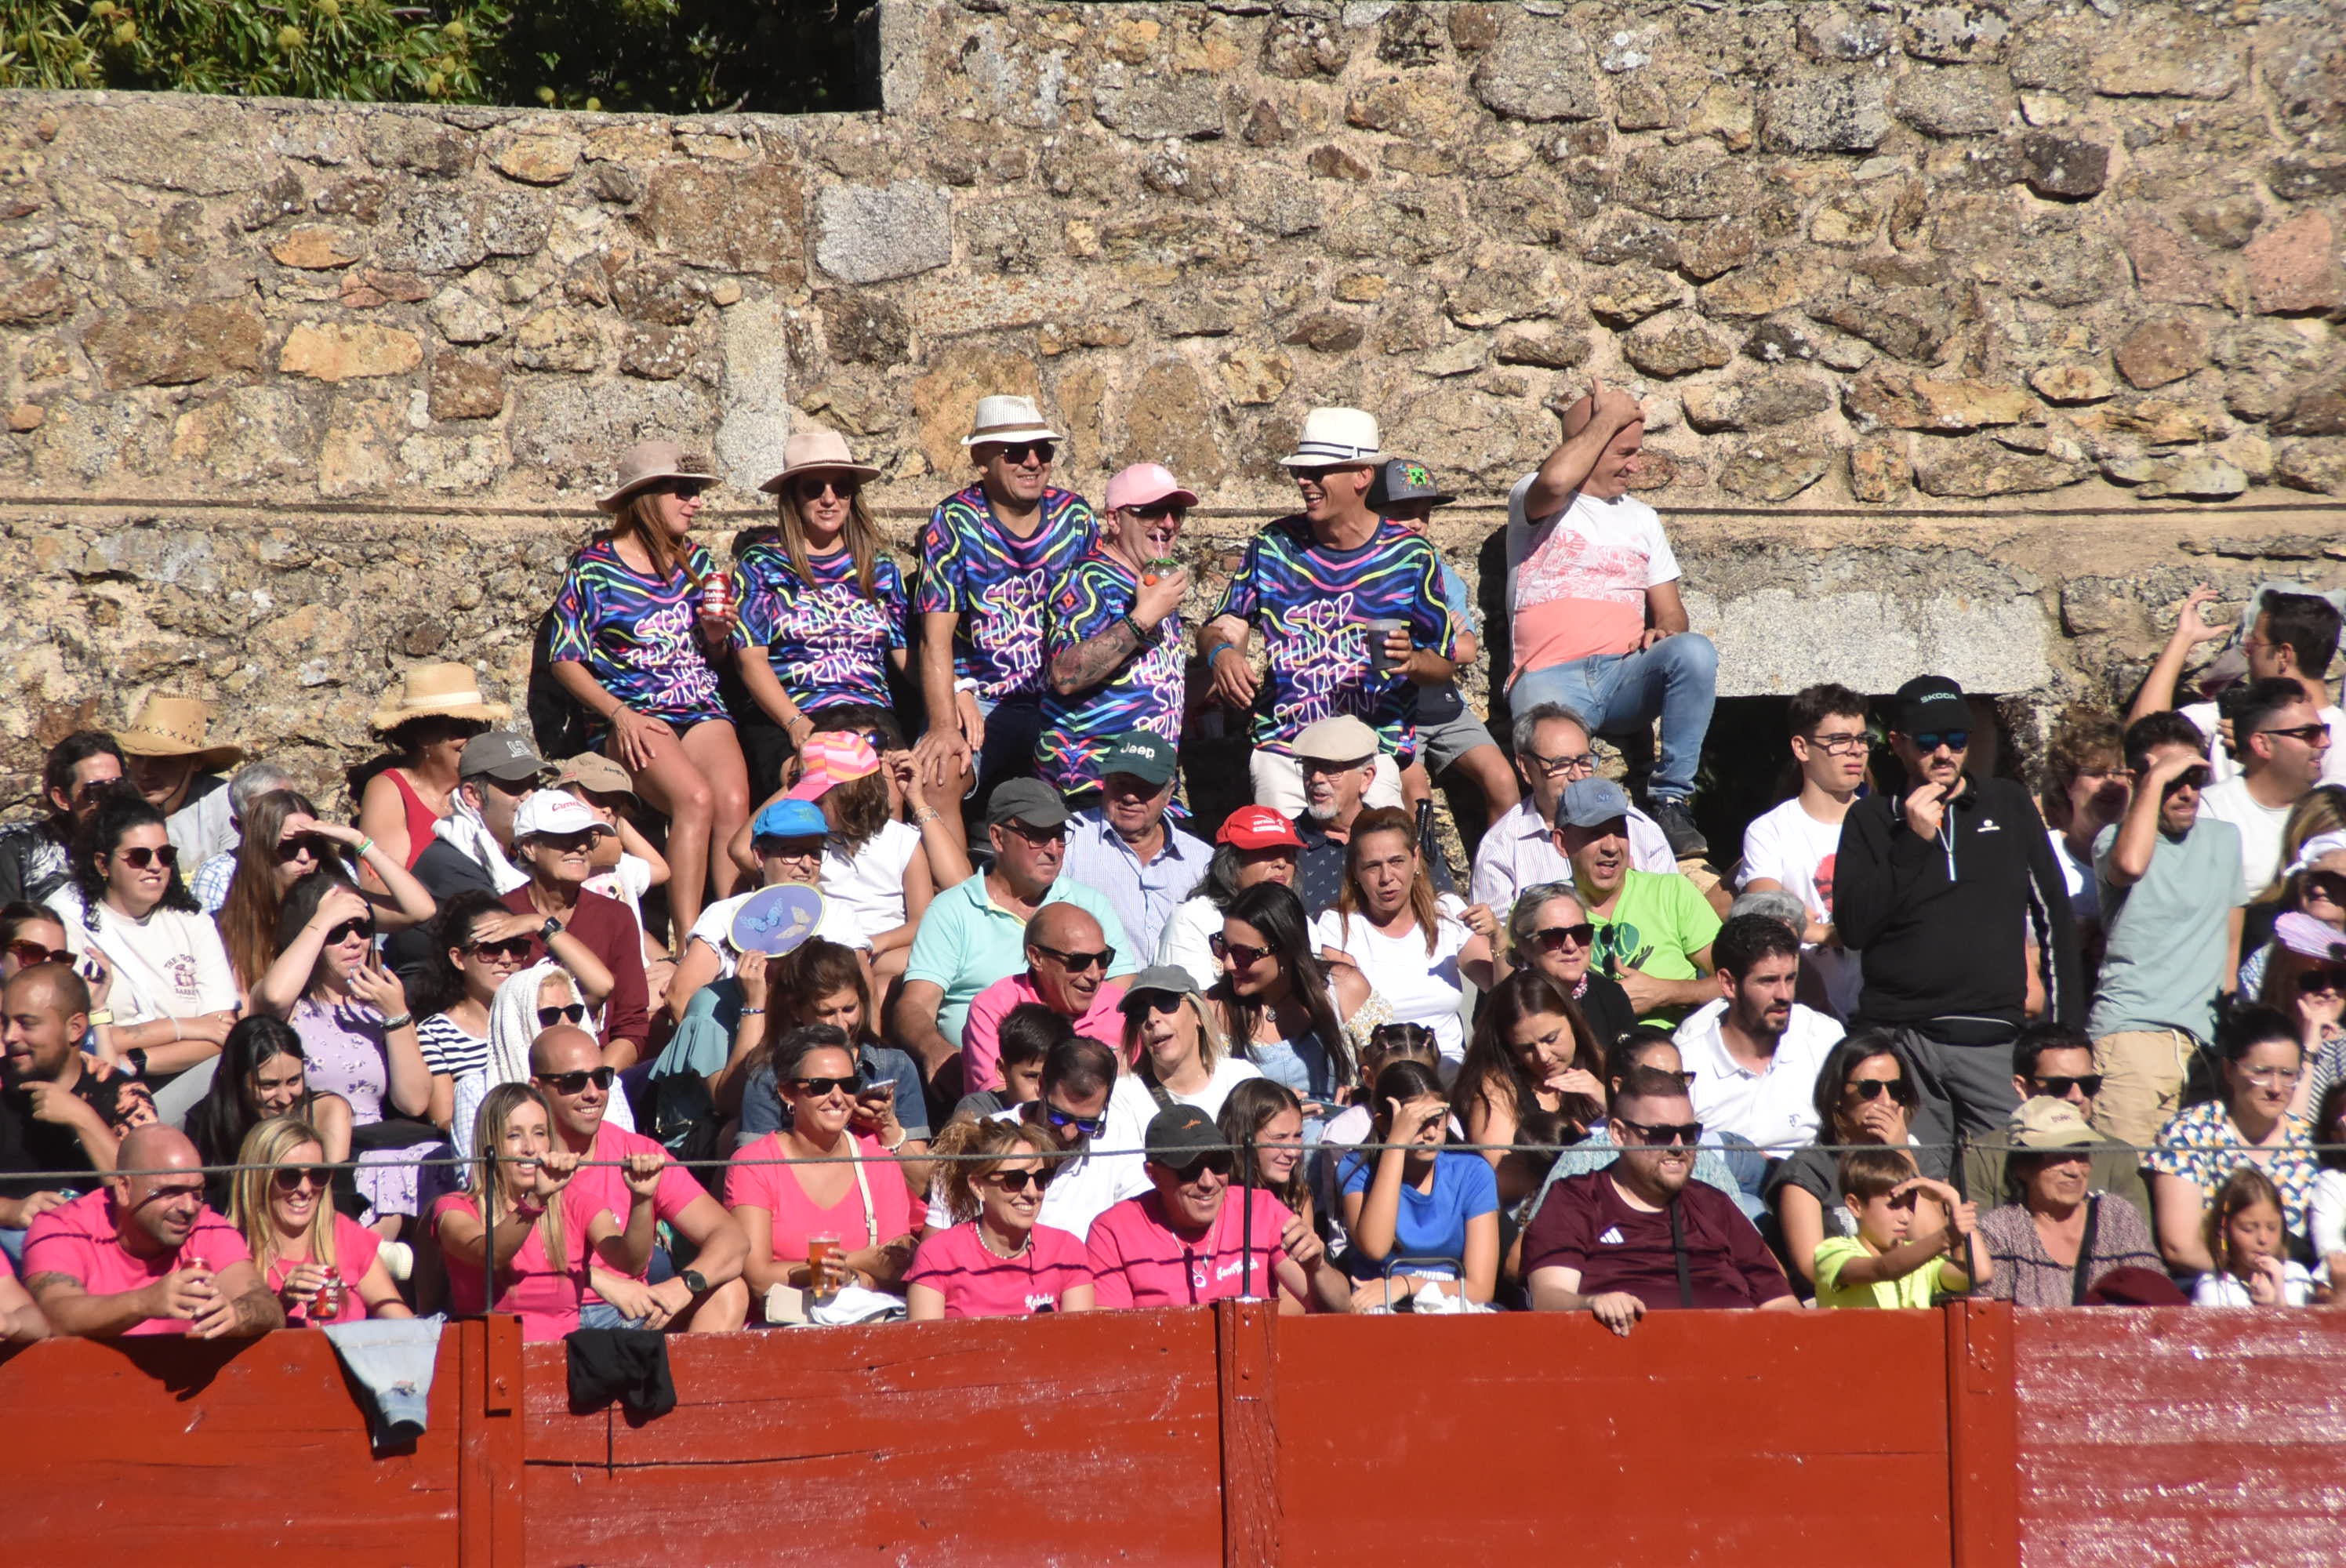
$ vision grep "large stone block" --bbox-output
[1912,437,2088,497]
[1471,16,1604,122]
[2113,318,2211,390]
[278,321,423,383]
[637,162,803,278]
[84,303,267,390]
[1685,586,2050,696]
[812,180,953,285]
[1843,366,2039,431]
[2242,212,2344,316]
[1095,73,1229,140]
[1759,75,1890,154]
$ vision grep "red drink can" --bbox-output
[703,574,734,619]
[314,1272,345,1320]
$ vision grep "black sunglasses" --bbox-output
[988,1167,1055,1194]
[2031,1074,2104,1098]
[275,834,333,862]
[271,1164,333,1192]
[322,917,375,946]
[2306,872,2346,905]
[996,441,1055,465]
[794,476,861,499]
[1033,942,1115,972]
[536,1003,588,1027]
[1910,730,1970,753]
[1208,933,1276,967]
[1614,1117,1704,1147]
[114,844,180,870]
[2157,764,2211,795]
[1125,993,1185,1016]
[1531,924,1597,953]
[467,936,535,962]
[655,477,713,498]
[537,1066,616,1094]
[1848,1077,1919,1105]
[1174,1152,1237,1180]
[791,1074,864,1098]
[1124,501,1185,522]
[5,940,72,967]
[2301,968,2346,993]
[1042,1104,1109,1138]
[2260,724,2332,744]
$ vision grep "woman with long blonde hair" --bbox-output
[229,1116,410,1325]
[905,1116,1095,1319]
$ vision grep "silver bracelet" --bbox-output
[738,1006,766,1016]
[378,1011,413,1031]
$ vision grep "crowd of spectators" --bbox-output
[0,384,2340,1348]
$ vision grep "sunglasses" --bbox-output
[996,441,1055,466]
[1175,1152,1237,1181]
[2260,724,2333,744]
[467,936,535,962]
[537,1003,588,1027]
[1001,821,1068,846]
[1910,730,1970,753]
[113,844,180,870]
[1847,1077,1919,1105]
[1033,942,1115,972]
[322,918,376,946]
[2301,968,2346,993]
[987,1167,1055,1194]
[1042,1104,1109,1138]
[1124,501,1185,522]
[271,1165,332,1192]
[2159,764,2211,795]
[656,477,712,498]
[5,940,71,967]
[790,1075,864,1098]
[2030,1074,2104,1098]
[1208,934,1276,967]
[1531,924,1598,953]
[2306,873,2346,906]
[1126,993,1185,1016]
[275,834,332,862]
[537,1066,616,1094]
[794,477,861,500]
[1614,1118,1704,1147]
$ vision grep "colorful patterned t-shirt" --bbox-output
[1035,547,1185,794]
[547,536,728,727]
[1211,516,1456,762]
[732,536,908,714]
[913,485,1098,705]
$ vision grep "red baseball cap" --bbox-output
[1217,806,1302,851]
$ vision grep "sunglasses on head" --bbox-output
[113,844,179,870]
[1043,1104,1109,1138]
[1034,942,1115,972]
[790,1074,863,1098]
[537,1065,616,1094]
[275,834,332,862]
[1531,923,1597,953]
[2031,1074,2104,1098]
[5,940,71,967]
[795,476,861,500]
[537,1003,588,1027]
[997,441,1055,466]
[1615,1117,1703,1147]
[1848,1077,1918,1105]
[271,1164,332,1192]
[322,918,375,947]
[987,1167,1055,1194]
[1208,933,1276,967]
[1910,730,1970,753]
[468,936,535,962]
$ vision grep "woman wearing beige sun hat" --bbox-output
[543,437,751,940]
[358,663,510,873]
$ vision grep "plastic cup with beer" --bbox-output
[806,1232,841,1293]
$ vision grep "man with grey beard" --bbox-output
[1287,715,1451,917]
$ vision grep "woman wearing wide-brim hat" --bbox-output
[115,692,246,865]
[729,426,906,800]
[544,438,750,942]
[359,663,510,873]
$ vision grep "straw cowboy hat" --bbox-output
[369,662,512,732]
[758,427,881,494]
[961,394,1062,448]
[114,694,243,771]
[597,439,717,513]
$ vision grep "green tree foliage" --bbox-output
[0,0,868,112]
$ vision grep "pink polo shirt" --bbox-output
[562,1122,709,1301]
[430,1191,590,1343]
[1084,1189,1295,1310]
[961,973,1131,1091]
[268,1213,384,1327]
[22,1189,253,1337]
[726,1131,916,1265]
[905,1221,1092,1318]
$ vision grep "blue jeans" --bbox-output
[1510,633,1717,802]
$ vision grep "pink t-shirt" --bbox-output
[1505,479,1680,679]
[961,973,1131,1092]
[22,1189,253,1337]
[429,1191,588,1343]
[266,1213,384,1327]
[905,1221,1092,1318]
[562,1122,709,1301]
[726,1131,914,1264]
[1084,1189,1296,1310]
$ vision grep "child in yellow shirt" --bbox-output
[1812,1147,1988,1308]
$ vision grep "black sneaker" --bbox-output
[1648,798,1709,859]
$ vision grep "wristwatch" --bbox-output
[681,1269,709,1296]
[539,916,563,945]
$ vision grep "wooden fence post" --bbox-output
[457,1315,528,1568]
[1945,1299,2018,1568]
[1216,1298,1280,1568]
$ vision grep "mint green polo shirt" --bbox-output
[903,873,1139,1045]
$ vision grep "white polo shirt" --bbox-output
[1673,998,1843,1154]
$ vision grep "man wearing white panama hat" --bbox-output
[911,394,1098,849]
[1199,406,1457,815]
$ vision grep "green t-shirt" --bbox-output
[1585,869,1723,1022]
[1813,1235,1948,1309]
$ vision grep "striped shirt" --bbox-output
[416,1012,491,1080]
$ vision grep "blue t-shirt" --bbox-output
[913,485,1098,704]
[1211,516,1455,763]
[732,537,907,714]
[1338,1149,1498,1279]
[1035,547,1185,793]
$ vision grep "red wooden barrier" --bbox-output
[2,1303,2342,1566]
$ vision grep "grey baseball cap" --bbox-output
[1556,776,1633,829]
[459,730,547,783]
[986,776,1071,829]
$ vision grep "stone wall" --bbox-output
[2,0,2344,805]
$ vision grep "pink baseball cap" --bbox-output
[785,731,882,801]
[1104,463,1200,514]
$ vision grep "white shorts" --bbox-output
[1250,751,1404,815]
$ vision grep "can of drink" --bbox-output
[702,572,734,620]
[314,1271,345,1319]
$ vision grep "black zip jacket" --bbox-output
[1836,773,2081,1032]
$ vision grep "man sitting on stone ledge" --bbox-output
[1504,379,1716,860]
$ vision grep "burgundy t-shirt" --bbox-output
[1521,1170,1792,1311]
[501,887,649,1051]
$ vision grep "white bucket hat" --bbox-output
[962,394,1062,448]
[1280,407,1384,468]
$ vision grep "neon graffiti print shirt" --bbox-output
[1211,516,1456,764]
[547,536,728,728]
[1035,546,1185,793]
[732,538,909,713]
[913,485,1098,704]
